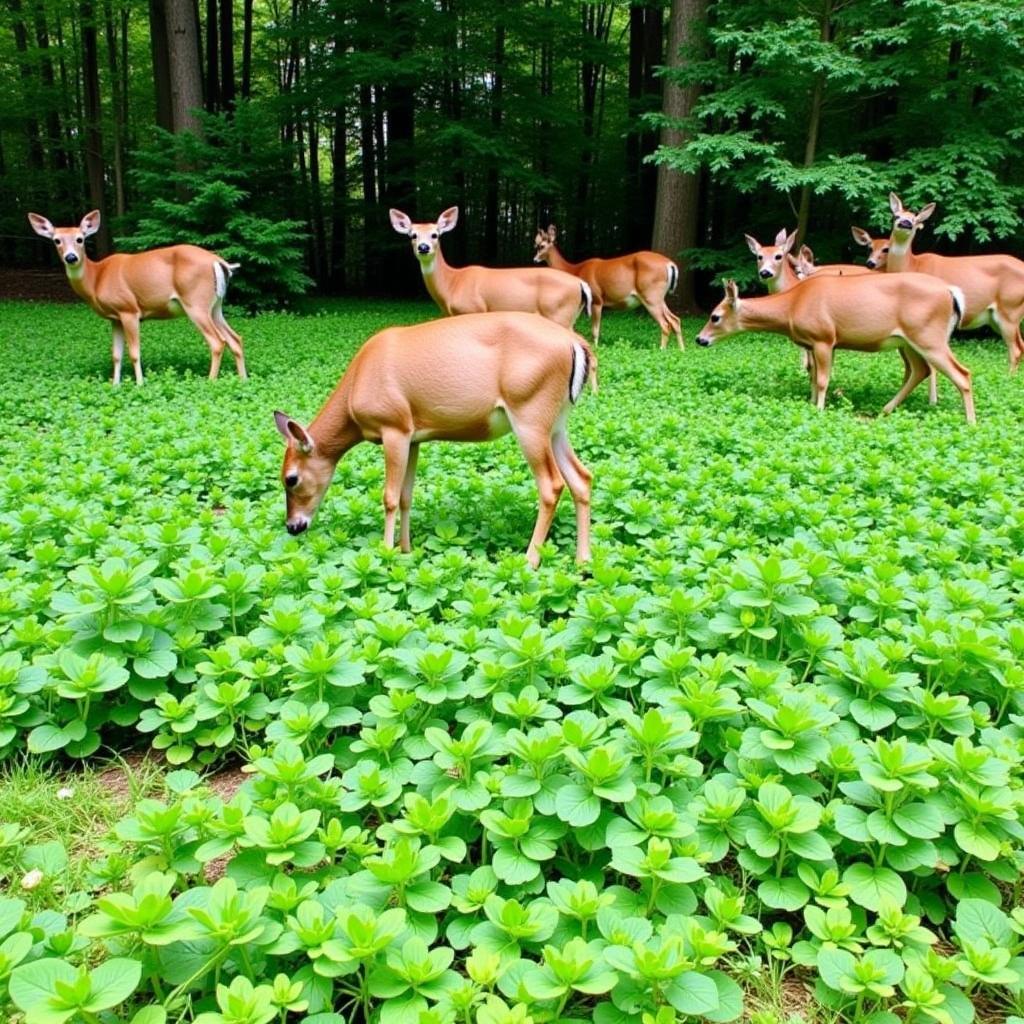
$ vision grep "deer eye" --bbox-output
[285,472,299,488]
[882,246,889,253]
[431,232,438,239]
[711,314,721,324]
[774,254,782,261]
[54,239,61,246]
[75,236,83,244]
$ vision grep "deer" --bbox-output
[390,207,590,331]
[532,224,684,350]
[850,227,891,271]
[695,275,975,424]
[791,244,875,280]
[743,228,934,402]
[273,311,595,569]
[27,210,247,385]
[884,193,1024,372]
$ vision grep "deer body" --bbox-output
[28,211,246,385]
[533,225,683,349]
[885,194,1024,371]
[696,274,975,424]
[274,312,594,567]
[390,208,588,331]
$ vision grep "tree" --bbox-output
[651,0,705,312]
[164,0,204,135]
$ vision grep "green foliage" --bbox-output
[121,105,312,309]
[1,299,1024,1023]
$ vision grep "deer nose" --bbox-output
[898,218,913,230]
[417,243,431,255]
[64,253,78,265]
[866,260,876,269]
[759,268,772,279]
[697,337,711,348]
[286,517,308,535]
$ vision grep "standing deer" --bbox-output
[390,208,590,330]
[274,312,594,568]
[27,210,246,385]
[532,225,683,349]
[696,275,975,424]
[884,194,1024,371]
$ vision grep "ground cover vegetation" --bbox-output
[0,300,1023,1023]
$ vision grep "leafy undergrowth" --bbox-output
[1,298,1023,1024]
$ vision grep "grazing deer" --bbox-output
[851,227,891,270]
[274,312,594,568]
[532,224,683,349]
[884,193,1024,371]
[696,275,975,424]
[390,208,590,331]
[27,210,246,385]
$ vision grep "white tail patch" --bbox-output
[579,281,593,317]
[667,263,679,294]
[948,285,966,330]
[569,342,589,404]
[214,261,237,300]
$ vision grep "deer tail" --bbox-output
[579,280,593,318]
[570,338,598,400]
[667,262,679,294]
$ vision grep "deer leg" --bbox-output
[121,315,143,385]
[993,307,1022,373]
[181,303,227,379]
[811,343,833,411]
[913,342,976,425]
[883,346,930,414]
[399,442,420,554]
[111,322,125,386]
[590,301,603,346]
[380,432,412,550]
[514,427,564,569]
[665,307,684,350]
[552,427,592,564]
[213,302,248,379]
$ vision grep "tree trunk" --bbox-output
[381,0,418,294]
[80,0,111,254]
[205,0,220,111]
[651,0,705,312]
[103,0,126,214]
[149,0,174,130]
[626,1,662,249]
[574,3,612,253]
[165,0,204,133]
[330,106,346,291]
[219,0,235,110]
[240,0,253,98]
[795,0,832,245]
[7,0,46,195]
[484,19,504,261]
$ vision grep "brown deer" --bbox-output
[274,312,595,568]
[28,210,246,385]
[533,224,683,349]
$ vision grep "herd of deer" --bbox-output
[26,193,1024,564]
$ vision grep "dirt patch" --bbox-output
[0,268,77,302]
[95,751,159,805]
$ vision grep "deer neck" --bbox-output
[886,231,917,273]
[544,245,577,273]
[768,260,800,293]
[309,377,365,464]
[737,291,794,334]
[65,256,100,307]
[418,246,457,311]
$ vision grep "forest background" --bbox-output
[1,0,1023,310]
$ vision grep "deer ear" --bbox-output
[744,234,761,255]
[773,228,788,246]
[436,207,459,234]
[274,411,314,453]
[27,213,55,239]
[889,193,902,217]
[799,244,814,261]
[851,226,871,247]
[916,202,936,225]
[389,209,412,235]
[782,230,797,254]
[724,279,739,305]
[547,224,557,239]
[80,210,101,237]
